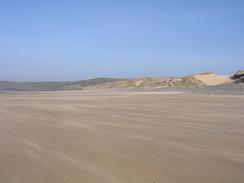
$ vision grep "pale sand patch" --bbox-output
[194,73,232,86]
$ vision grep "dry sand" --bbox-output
[0,91,244,183]
[194,73,232,86]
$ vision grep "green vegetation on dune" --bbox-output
[90,76,205,89]
[0,76,206,91]
[172,77,206,87]
[2,70,243,91]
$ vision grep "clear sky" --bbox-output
[0,0,243,81]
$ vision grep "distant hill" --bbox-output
[0,78,122,91]
[0,81,72,91]
[0,71,242,91]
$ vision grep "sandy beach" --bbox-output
[0,91,244,183]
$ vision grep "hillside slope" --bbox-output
[0,78,121,91]
[193,72,232,86]
[1,71,242,91]
[87,76,205,89]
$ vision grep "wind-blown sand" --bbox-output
[0,91,244,183]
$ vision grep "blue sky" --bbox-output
[0,0,243,81]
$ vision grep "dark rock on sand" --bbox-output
[231,70,244,79]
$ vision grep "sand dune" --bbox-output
[193,73,232,86]
[0,91,244,183]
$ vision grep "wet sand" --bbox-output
[0,91,244,183]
